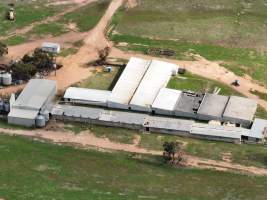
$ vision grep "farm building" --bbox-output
[174,91,205,118]
[64,87,111,107]
[129,60,178,112]
[51,104,264,143]
[197,93,229,121]
[190,123,249,143]
[41,42,61,54]
[107,57,151,109]
[151,88,182,115]
[222,96,257,128]
[246,118,267,143]
[8,79,57,127]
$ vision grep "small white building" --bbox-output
[41,42,61,54]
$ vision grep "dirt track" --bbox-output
[1,126,267,176]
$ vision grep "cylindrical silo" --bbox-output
[36,115,46,128]
[2,73,12,86]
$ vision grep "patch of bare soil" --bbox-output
[222,152,232,163]
[126,0,138,9]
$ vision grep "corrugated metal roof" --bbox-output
[152,88,181,111]
[130,60,178,111]
[42,42,60,49]
[12,79,56,110]
[108,57,151,108]
[190,123,248,139]
[197,93,229,118]
[64,87,111,106]
[145,116,193,132]
[223,96,257,121]
[248,118,267,139]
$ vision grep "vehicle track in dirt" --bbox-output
[0,127,266,176]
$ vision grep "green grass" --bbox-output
[0,1,64,36]
[167,71,241,96]
[59,48,78,57]
[1,134,267,200]
[251,90,267,101]
[75,67,124,90]
[27,22,67,37]
[113,0,267,51]
[256,106,267,119]
[64,121,267,169]
[59,0,110,32]
[1,35,27,46]
[90,125,136,144]
[110,34,267,87]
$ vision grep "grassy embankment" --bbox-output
[0,134,267,200]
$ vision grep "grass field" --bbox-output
[0,0,110,45]
[75,66,124,90]
[0,134,267,200]
[0,0,64,36]
[58,0,110,32]
[167,71,241,96]
[109,1,267,87]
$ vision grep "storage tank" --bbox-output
[3,103,10,112]
[36,115,46,128]
[42,110,50,121]
[2,73,12,86]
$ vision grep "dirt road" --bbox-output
[109,48,267,110]
[1,127,266,176]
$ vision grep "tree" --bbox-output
[163,141,183,165]
[22,48,55,75]
[0,42,8,57]
[10,61,37,81]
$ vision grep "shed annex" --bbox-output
[108,57,151,109]
[64,87,111,107]
[222,96,257,128]
[130,60,178,112]
[151,88,182,115]
[197,93,229,121]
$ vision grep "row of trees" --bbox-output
[9,48,56,81]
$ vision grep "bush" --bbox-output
[0,42,8,56]
[10,61,37,81]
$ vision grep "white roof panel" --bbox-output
[108,57,151,107]
[152,88,182,111]
[130,60,178,110]
[248,118,267,139]
[12,79,56,110]
[64,87,111,105]
[223,96,257,121]
[8,108,39,120]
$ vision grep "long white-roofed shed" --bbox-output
[64,87,111,107]
[129,60,178,112]
[151,88,182,115]
[107,57,151,109]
